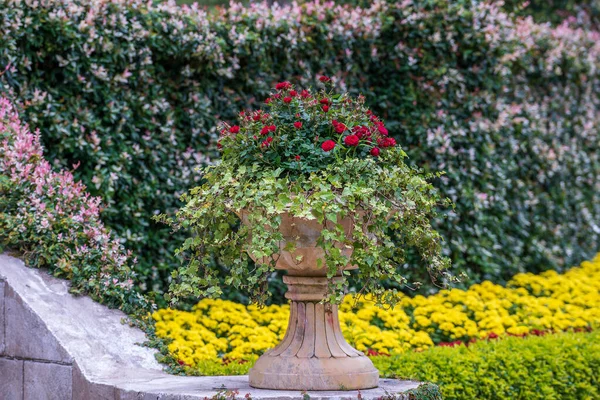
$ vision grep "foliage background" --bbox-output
[1,0,599,304]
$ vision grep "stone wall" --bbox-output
[0,255,423,400]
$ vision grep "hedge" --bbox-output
[1,0,599,302]
[374,331,600,400]
[0,96,149,314]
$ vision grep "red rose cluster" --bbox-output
[219,79,398,162]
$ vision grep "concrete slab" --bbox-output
[4,284,72,363]
[114,376,421,400]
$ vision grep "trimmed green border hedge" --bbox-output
[374,331,600,400]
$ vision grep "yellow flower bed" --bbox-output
[153,254,600,367]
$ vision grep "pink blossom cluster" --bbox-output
[0,97,147,312]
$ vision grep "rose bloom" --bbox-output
[321,140,336,152]
[377,124,389,135]
[283,96,292,104]
[300,90,310,98]
[370,147,380,156]
[275,81,292,90]
[229,125,240,134]
[344,134,359,147]
[289,90,298,97]
[319,75,330,82]
[293,121,303,129]
[378,137,396,148]
[335,123,347,133]
[322,105,329,112]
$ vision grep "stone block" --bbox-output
[0,357,24,400]
[5,285,71,362]
[73,363,115,400]
[0,280,5,354]
[24,361,72,400]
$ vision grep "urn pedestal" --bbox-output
[249,275,379,390]
[239,211,379,391]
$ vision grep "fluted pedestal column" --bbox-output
[249,276,379,390]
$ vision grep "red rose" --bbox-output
[261,137,273,147]
[229,125,240,134]
[295,155,301,161]
[268,125,276,132]
[335,123,347,133]
[320,98,330,105]
[300,90,310,98]
[322,105,329,112]
[293,121,303,129]
[273,93,281,99]
[260,126,270,135]
[378,137,397,148]
[275,81,292,90]
[370,147,380,156]
[321,140,336,152]
[344,134,359,147]
[377,125,389,136]
[289,90,298,97]
[265,98,271,104]
[283,96,292,104]
[319,75,331,82]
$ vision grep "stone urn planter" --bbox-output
[237,210,379,391]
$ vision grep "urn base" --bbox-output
[249,276,379,391]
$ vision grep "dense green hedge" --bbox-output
[374,331,600,400]
[503,0,600,26]
[1,0,599,302]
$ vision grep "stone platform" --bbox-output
[0,255,426,399]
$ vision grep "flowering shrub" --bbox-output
[1,0,599,301]
[160,81,452,306]
[152,253,600,369]
[0,97,149,313]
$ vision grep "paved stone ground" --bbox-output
[0,255,422,399]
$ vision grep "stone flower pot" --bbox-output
[237,210,379,391]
